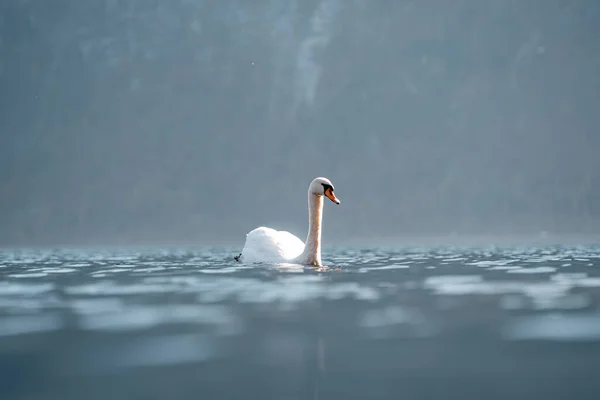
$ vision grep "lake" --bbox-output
[1,244,600,399]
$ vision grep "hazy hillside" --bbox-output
[1,0,599,245]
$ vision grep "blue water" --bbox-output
[1,244,600,399]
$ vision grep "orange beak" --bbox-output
[324,187,341,205]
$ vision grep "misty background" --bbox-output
[0,0,599,246]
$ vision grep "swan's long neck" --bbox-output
[300,192,323,266]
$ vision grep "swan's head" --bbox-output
[310,177,341,205]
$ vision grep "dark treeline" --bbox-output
[1,0,599,245]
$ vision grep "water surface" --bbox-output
[1,244,600,399]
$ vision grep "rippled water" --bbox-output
[2,244,600,399]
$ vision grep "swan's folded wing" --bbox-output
[274,230,305,259]
[241,227,304,263]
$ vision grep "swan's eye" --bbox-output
[321,183,334,194]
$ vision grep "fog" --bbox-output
[1,0,599,246]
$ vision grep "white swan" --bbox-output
[236,177,340,266]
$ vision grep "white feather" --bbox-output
[241,227,304,263]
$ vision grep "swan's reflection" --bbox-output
[273,263,341,273]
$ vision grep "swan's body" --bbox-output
[240,227,305,263]
[237,177,340,266]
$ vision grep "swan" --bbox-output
[235,177,340,266]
